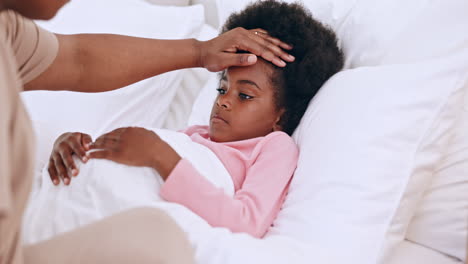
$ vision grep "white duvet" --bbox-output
[22,128,235,245]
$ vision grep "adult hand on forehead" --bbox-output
[199,27,295,72]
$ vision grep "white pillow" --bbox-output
[328,0,468,261]
[214,0,357,42]
[337,0,468,68]
[145,0,190,6]
[269,58,467,263]
[23,1,205,139]
[23,77,177,139]
[163,24,219,130]
[386,240,461,264]
[404,82,468,262]
[191,0,220,29]
[187,72,218,127]
[35,0,203,39]
[213,0,252,28]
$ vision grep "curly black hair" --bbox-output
[222,0,344,135]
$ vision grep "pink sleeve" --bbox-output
[159,134,299,238]
[178,125,207,135]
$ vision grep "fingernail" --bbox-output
[247,55,256,63]
[54,179,59,185]
[289,54,295,61]
[83,156,88,162]
[72,169,78,176]
[279,60,286,67]
[64,178,70,185]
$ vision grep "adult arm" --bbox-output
[24,28,294,92]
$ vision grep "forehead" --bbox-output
[223,59,274,85]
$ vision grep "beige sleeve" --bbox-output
[0,99,12,216]
[0,46,16,216]
[3,10,59,85]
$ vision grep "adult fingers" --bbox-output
[53,154,70,185]
[237,36,287,67]
[236,28,293,66]
[249,29,286,56]
[48,159,60,185]
[252,32,295,63]
[219,53,258,69]
[249,28,293,51]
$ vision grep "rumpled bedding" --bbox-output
[22,128,234,245]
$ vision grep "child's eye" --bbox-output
[239,93,253,100]
[216,88,226,95]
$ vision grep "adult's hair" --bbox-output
[222,0,344,135]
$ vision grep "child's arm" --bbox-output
[47,127,176,185]
[160,133,299,238]
[88,127,181,179]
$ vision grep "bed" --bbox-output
[21,0,468,263]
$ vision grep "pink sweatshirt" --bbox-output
[160,125,299,238]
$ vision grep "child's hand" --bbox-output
[48,132,92,186]
[88,127,181,179]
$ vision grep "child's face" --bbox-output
[209,59,284,142]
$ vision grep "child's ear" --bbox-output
[272,108,286,132]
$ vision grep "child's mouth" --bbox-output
[211,115,228,124]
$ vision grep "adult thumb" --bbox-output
[209,54,258,72]
[231,54,257,67]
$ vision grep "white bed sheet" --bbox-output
[23,128,235,245]
[23,121,330,264]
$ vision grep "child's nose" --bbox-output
[217,95,231,109]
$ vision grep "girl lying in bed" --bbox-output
[42,0,343,239]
